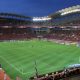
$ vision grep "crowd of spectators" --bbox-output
[43,29,80,42]
[0,27,80,42]
[0,33,36,40]
[0,28,36,40]
[30,67,80,80]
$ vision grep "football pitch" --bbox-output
[0,40,80,80]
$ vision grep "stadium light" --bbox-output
[61,9,80,16]
[32,17,51,21]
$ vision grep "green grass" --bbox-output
[0,40,80,80]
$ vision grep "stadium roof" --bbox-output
[0,13,31,18]
[59,5,80,15]
[49,5,80,17]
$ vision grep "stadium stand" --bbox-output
[30,67,80,80]
[0,5,80,41]
[43,28,80,42]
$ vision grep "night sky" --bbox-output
[0,0,80,17]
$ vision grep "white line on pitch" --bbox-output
[0,56,24,74]
[0,56,34,75]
